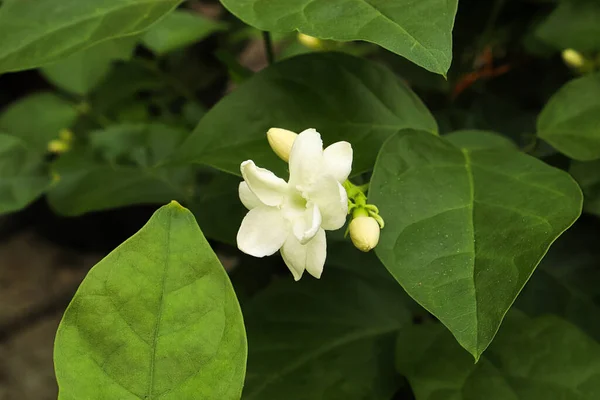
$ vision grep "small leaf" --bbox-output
[397,312,600,400]
[0,133,50,214]
[174,52,437,178]
[0,0,183,73]
[242,246,410,399]
[0,93,78,150]
[54,202,247,399]
[220,0,458,75]
[142,9,227,55]
[370,129,582,359]
[40,37,139,96]
[444,130,517,151]
[538,73,600,161]
[48,124,193,216]
[536,1,600,52]
[570,160,600,217]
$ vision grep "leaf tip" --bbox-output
[167,200,187,212]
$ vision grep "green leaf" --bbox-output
[0,133,50,214]
[538,73,600,161]
[54,202,247,399]
[242,247,410,399]
[40,37,139,96]
[175,52,437,178]
[47,124,193,216]
[536,1,600,52]
[517,218,600,342]
[0,93,78,150]
[370,129,582,359]
[219,0,458,75]
[570,160,600,217]
[142,9,226,55]
[0,0,183,73]
[444,130,517,151]
[396,312,600,400]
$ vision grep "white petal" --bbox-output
[281,229,327,280]
[237,206,289,257]
[241,160,288,207]
[323,141,353,183]
[289,128,324,187]
[238,182,261,210]
[307,176,348,230]
[292,202,322,245]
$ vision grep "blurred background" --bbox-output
[0,0,594,398]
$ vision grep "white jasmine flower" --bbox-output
[236,129,353,280]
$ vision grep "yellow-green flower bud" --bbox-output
[47,139,69,154]
[297,33,324,50]
[562,49,585,69]
[267,127,297,162]
[349,216,380,252]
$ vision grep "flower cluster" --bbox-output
[236,128,352,280]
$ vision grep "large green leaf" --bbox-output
[370,129,582,359]
[0,0,182,73]
[47,124,194,216]
[517,217,600,342]
[242,245,410,400]
[0,93,78,150]
[570,160,600,217]
[219,0,458,75]
[40,37,139,96]
[0,133,50,214]
[142,9,227,55]
[54,202,247,399]
[444,129,516,151]
[536,0,600,52]
[538,74,600,161]
[174,53,437,178]
[396,312,600,400]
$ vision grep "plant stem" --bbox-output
[263,31,275,65]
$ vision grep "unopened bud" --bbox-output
[48,139,69,154]
[297,33,323,50]
[58,129,74,143]
[349,216,380,252]
[562,49,585,69]
[267,127,297,162]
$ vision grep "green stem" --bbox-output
[263,31,275,65]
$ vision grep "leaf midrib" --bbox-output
[146,212,172,398]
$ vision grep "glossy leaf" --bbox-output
[48,124,194,216]
[536,1,600,52]
[242,245,410,400]
[175,53,437,178]
[397,312,600,400]
[538,74,600,161]
[570,160,600,217]
[370,129,582,359]
[0,93,78,150]
[0,0,183,73]
[54,202,247,399]
[0,133,50,214]
[517,218,600,342]
[220,0,458,75]
[142,9,226,55]
[40,37,139,95]
[444,129,516,151]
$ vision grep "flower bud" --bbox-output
[349,216,380,252]
[48,139,69,154]
[562,49,585,69]
[297,33,324,50]
[267,127,297,162]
